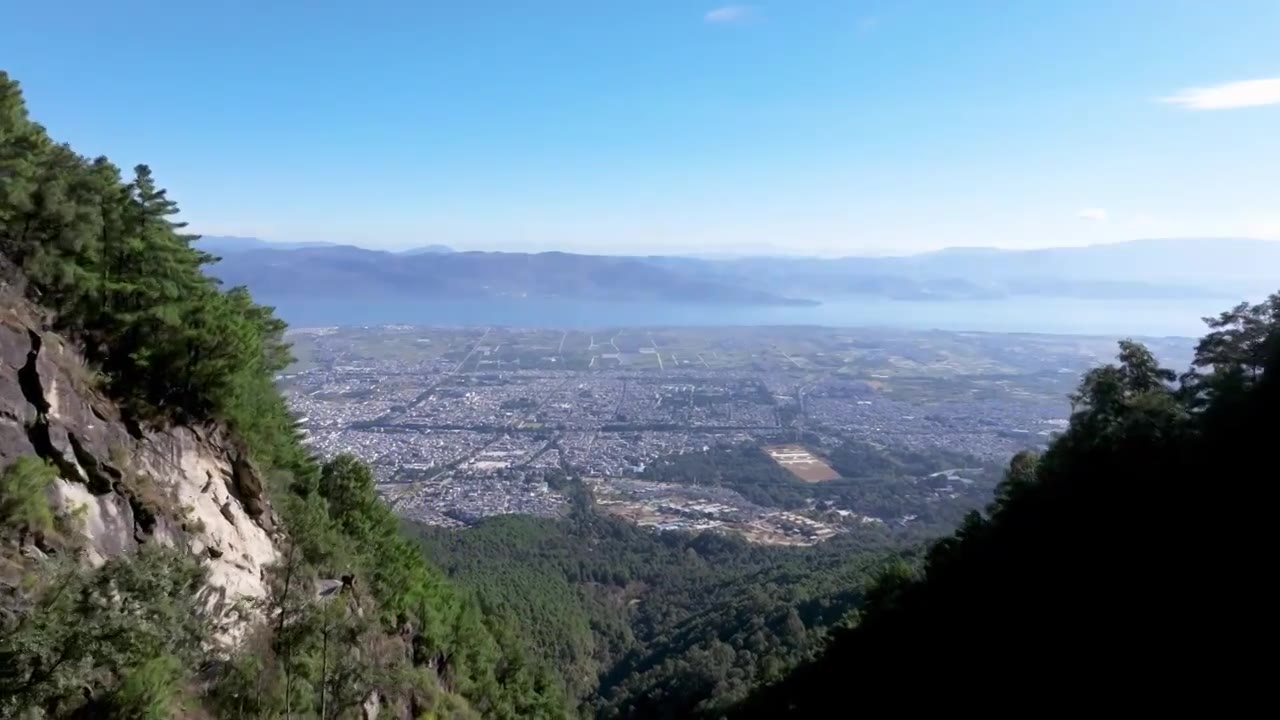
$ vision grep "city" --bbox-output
[281,324,1194,544]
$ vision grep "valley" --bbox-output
[275,321,1206,714]
[4,2,1275,709]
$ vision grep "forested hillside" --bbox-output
[414,498,916,718]
[413,294,1275,716]
[5,61,1272,718]
[732,298,1278,712]
[1,70,565,718]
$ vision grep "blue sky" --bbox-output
[4,1,1279,255]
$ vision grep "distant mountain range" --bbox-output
[199,236,456,256]
[197,236,1280,306]
[200,242,815,306]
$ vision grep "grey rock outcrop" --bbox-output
[0,292,280,646]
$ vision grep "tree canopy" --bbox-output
[5,64,1273,716]
[1,69,566,719]
[732,297,1280,713]
[414,503,910,718]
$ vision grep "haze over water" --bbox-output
[269,295,1232,338]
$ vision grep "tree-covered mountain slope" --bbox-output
[731,297,1278,713]
[6,60,1273,718]
[1,69,567,719]
[413,502,916,719]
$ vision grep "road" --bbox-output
[452,327,492,374]
[649,333,664,371]
[370,327,491,424]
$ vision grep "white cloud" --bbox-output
[1160,78,1280,110]
[1077,208,1108,222]
[705,6,751,24]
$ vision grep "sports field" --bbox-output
[765,445,840,483]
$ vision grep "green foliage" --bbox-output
[2,70,571,717]
[641,441,998,527]
[415,505,909,718]
[107,655,186,720]
[11,61,1271,715]
[732,293,1280,714]
[640,445,803,508]
[0,456,57,538]
[0,546,208,718]
[0,71,293,437]
[204,454,569,719]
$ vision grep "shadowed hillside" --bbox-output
[732,296,1277,712]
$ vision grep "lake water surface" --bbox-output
[264,295,1239,338]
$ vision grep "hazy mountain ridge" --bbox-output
[199,236,456,256]
[202,237,1277,305]
[205,245,819,306]
[653,237,1278,299]
[197,235,339,253]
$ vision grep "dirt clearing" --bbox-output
[765,445,840,482]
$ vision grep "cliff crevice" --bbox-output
[1,290,280,645]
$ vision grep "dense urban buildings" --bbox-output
[282,325,1193,544]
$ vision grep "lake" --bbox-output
[262,294,1239,338]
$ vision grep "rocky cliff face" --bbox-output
[1,285,279,645]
